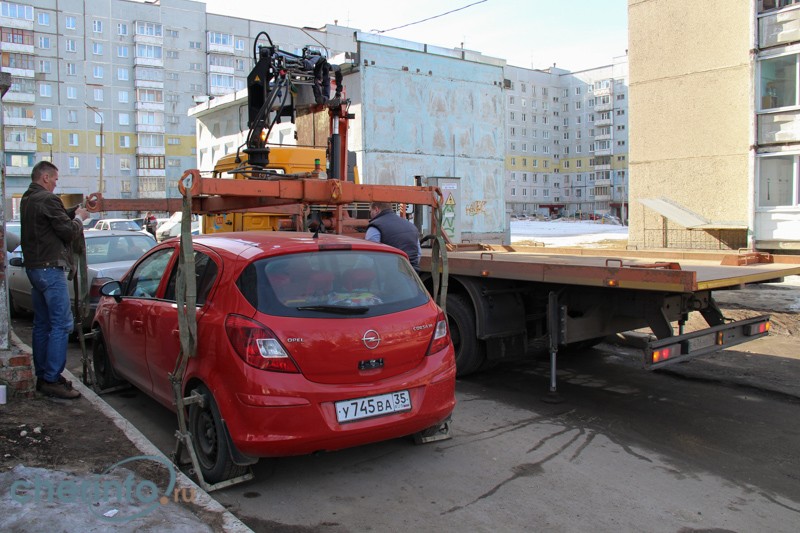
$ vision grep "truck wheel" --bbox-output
[447,294,485,376]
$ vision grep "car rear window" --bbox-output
[85,235,156,264]
[237,250,430,318]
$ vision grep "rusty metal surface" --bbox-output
[420,247,800,293]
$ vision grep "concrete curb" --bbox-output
[11,331,252,533]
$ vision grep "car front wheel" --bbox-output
[92,329,123,390]
[188,384,247,484]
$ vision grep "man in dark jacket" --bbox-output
[365,202,421,272]
[20,161,89,399]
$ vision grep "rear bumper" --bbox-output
[217,349,456,458]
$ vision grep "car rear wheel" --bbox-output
[188,384,247,484]
[447,294,485,377]
[92,330,123,390]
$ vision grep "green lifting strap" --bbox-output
[429,202,449,314]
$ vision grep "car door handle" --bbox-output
[132,320,144,328]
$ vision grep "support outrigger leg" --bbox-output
[542,291,566,404]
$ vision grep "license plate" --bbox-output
[335,390,411,423]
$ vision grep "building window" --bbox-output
[760,54,797,110]
[511,187,516,196]
[40,108,52,121]
[39,83,52,97]
[118,23,128,35]
[65,15,76,29]
[93,88,103,101]
[93,20,103,33]
[117,46,129,58]
[66,63,76,76]
[39,60,51,74]
[92,42,103,55]
[93,111,104,124]
[190,41,201,49]
[38,36,51,49]
[119,90,129,103]
[68,133,79,146]
[93,65,104,79]
[136,21,162,37]
[166,50,178,59]
[69,156,80,170]
[167,29,179,38]
[67,110,78,122]
[117,68,129,81]
[120,135,131,148]
[40,131,53,144]
[119,113,130,126]
[136,44,162,59]
[190,63,202,71]
[1,3,32,20]
[208,32,233,46]
[137,155,165,169]
[235,38,245,50]
[37,11,50,25]
[759,155,798,207]
[67,86,77,99]
[121,160,131,172]
[65,39,76,52]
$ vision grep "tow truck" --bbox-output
[83,35,800,488]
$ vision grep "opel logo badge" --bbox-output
[362,329,381,350]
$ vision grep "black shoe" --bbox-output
[37,376,76,395]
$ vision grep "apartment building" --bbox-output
[1,0,354,215]
[503,57,629,222]
[628,0,800,251]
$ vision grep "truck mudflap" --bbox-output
[645,315,771,370]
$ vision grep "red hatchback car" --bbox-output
[93,231,456,482]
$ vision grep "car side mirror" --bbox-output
[9,257,23,267]
[100,280,123,302]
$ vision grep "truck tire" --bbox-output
[447,294,485,377]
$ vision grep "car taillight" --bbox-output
[90,277,113,302]
[425,310,450,356]
[224,314,300,373]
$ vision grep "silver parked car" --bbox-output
[7,230,156,329]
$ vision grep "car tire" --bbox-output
[188,384,247,484]
[447,294,485,377]
[92,329,123,390]
[8,292,22,318]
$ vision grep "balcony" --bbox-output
[593,86,612,97]
[595,132,612,141]
[208,42,234,55]
[1,67,35,79]
[2,91,35,104]
[209,85,234,97]
[4,116,36,127]
[209,64,235,75]
[133,33,163,46]
[0,41,34,54]
[134,56,164,68]
[134,79,164,90]
[594,116,612,127]
[594,102,613,112]
[5,165,33,177]
[759,6,800,48]
[135,101,165,112]
[139,190,167,199]
[593,163,611,170]
[594,178,612,187]
[594,194,611,201]
[594,147,613,156]
[135,123,165,134]
[136,145,165,156]
[5,140,36,152]
[138,168,166,177]
[0,16,33,31]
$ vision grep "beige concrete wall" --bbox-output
[628,0,753,248]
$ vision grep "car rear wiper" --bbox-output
[295,305,369,315]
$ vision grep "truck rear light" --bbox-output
[225,314,299,373]
[651,346,677,364]
[744,321,770,336]
[426,310,450,356]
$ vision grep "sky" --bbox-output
[201,0,628,72]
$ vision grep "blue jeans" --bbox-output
[26,267,74,383]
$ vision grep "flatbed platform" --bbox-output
[420,245,800,293]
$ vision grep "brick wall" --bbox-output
[0,333,36,399]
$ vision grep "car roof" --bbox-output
[84,229,156,239]
[189,231,404,259]
[97,218,137,223]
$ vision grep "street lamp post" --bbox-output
[85,103,103,194]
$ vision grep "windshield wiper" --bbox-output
[295,305,369,315]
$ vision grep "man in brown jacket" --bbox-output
[20,161,89,399]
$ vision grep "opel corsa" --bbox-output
[93,231,456,482]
